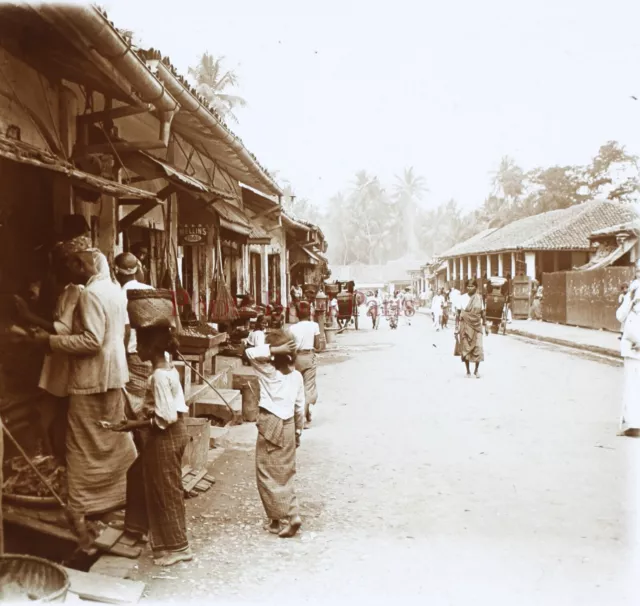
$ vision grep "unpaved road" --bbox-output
[135,314,639,605]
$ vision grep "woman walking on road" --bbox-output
[455,279,488,378]
[616,266,640,437]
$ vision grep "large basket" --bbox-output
[127,289,176,329]
[0,554,70,603]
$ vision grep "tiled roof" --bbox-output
[440,200,639,257]
[590,217,640,239]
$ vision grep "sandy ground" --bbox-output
[133,313,639,605]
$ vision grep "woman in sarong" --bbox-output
[616,267,640,437]
[455,279,488,378]
[99,323,192,566]
[244,331,304,538]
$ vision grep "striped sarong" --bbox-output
[124,353,152,419]
[66,389,137,515]
[255,409,299,521]
[294,352,318,419]
[124,418,189,553]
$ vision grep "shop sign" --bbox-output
[178,224,209,245]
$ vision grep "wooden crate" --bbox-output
[182,417,211,472]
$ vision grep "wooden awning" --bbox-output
[0,135,158,202]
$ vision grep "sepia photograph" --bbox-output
[0,0,638,604]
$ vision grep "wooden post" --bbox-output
[0,419,3,554]
[446,260,451,281]
[477,255,482,278]
[498,253,504,277]
[525,251,536,279]
[511,252,516,276]
[486,254,492,277]
[261,244,269,305]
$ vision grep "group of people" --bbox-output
[242,299,321,537]
[14,235,192,566]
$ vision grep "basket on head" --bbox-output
[126,289,176,329]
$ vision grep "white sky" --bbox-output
[104,0,640,211]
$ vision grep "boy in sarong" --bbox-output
[245,331,305,538]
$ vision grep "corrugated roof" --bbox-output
[441,200,639,257]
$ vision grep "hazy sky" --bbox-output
[104,0,640,211]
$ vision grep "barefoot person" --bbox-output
[455,279,489,378]
[244,331,304,538]
[30,241,135,543]
[100,322,192,566]
[289,302,320,428]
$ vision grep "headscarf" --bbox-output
[54,235,92,260]
[93,250,112,281]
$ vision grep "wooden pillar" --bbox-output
[446,260,451,281]
[261,244,269,306]
[459,258,464,282]
[525,251,536,279]
[511,252,516,276]
[498,253,504,277]
[280,241,288,308]
[0,418,3,555]
[192,246,200,319]
[467,256,472,280]
[476,255,482,278]
[452,258,457,281]
[486,254,492,277]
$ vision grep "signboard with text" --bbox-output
[178,224,209,245]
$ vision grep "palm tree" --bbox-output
[188,52,247,123]
[393,168,428,256]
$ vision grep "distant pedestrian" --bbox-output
[431,288,445,331]
[455,279,488,378]
[289,302,320,428]
[617,266,640,437]
[244,331,304,538]
[528,281,543,321]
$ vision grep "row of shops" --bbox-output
[409,199,639,326]
[0,4,328,559]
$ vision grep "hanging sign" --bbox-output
[178,224,209,245]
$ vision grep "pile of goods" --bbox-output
[2,455,67,500]
[180,321,219,337]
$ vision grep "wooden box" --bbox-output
[182,417,211,473]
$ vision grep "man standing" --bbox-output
[289,301,320,429]
[34,244,135,536]
[114,252,154,418]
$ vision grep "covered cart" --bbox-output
[484,278,508,335]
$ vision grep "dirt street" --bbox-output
[136,314,637,605]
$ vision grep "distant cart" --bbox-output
[336,291,360,330]
[484,278,508,335]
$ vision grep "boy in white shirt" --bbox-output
[247,314,266,348]
[288,301,320,428]
[244,332,304,538]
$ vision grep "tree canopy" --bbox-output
[281,140,640,266]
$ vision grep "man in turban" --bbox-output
[32,240,136,539]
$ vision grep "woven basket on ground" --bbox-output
[0,554,70,602]
[127,289,176,329]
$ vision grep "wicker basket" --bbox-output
[0,554,70,602]
[127,289,176,329]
